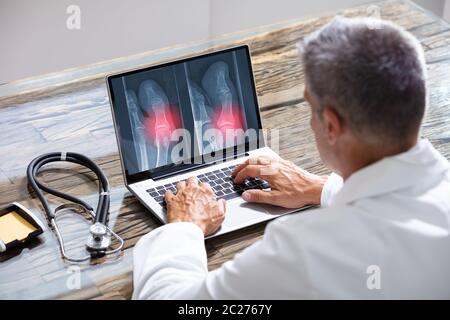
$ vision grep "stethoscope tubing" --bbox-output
[27,152,109,225]
[26,152,124,263]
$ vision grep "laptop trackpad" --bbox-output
[218,199,293,234]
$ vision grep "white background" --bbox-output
[0,0,449,84]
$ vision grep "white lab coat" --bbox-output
[132,139,450,299]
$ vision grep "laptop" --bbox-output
[106,45,306,237]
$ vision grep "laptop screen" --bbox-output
[108,46,263,184]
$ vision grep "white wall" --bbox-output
[0,0,448,84]
[209,0,449,38]
[0,0,211,84]
[444,0,450,21]
[210,0,370,36]
[414,0,446,16]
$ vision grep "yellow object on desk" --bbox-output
[0,211,38,243]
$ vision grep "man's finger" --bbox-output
[215,213,225,226]
[231,156,272,178]
[231,159,250,177]
[176,180,186,190]
[241,189,273,204]
[200,181,214,194]
[164,190,175,202]
[187,176,198,186]
[254,156,272,165]
[219,198,227,214]
[233,165,266,184]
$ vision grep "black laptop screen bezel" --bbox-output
[107,45,263,185]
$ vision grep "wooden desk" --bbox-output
[0,0,449,299]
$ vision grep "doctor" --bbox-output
[133,17,450,299]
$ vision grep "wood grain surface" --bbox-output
[0,0,449,299]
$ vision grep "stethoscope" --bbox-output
[27,152,124,263]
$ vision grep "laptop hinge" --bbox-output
[152,151,249,181]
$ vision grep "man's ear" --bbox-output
[322,106,343,145]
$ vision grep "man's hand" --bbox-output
[165,176,226,236]
[232,156,327,208]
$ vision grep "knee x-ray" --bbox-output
[109,47,261,176]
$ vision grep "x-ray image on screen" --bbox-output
[125,89,152,170]
[188,81,218,151]
[138,80,181,167]
[121,74,183,173]
[188,61,246,152]
[109,46,261,177]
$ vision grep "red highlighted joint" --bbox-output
[144,105,181,144]
[213,104,244,137]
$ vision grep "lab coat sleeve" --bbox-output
[132,222,212,299]
[320,172,344,207]
[133,217,315,299]
[132,174,343,300]
[204,218,315,299]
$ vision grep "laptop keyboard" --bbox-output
[146,165,270,208]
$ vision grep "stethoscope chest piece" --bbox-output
[87,222,111,251]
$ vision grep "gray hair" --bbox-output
[300,16,427,146]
